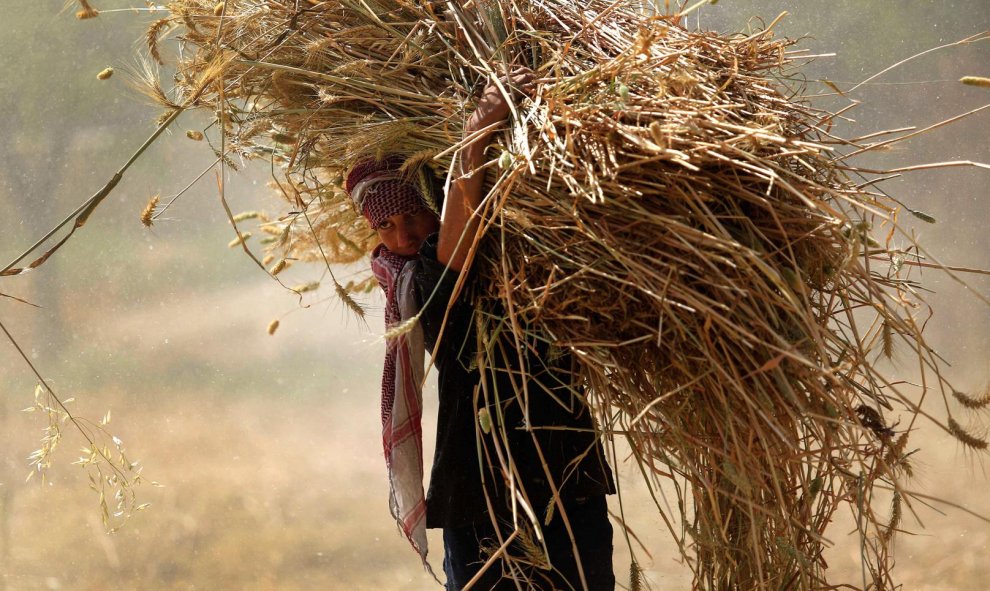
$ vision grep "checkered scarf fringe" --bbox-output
[371,244,433,574]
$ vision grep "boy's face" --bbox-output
[375,207,440,256]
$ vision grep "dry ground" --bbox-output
[1,280,987,590]
[2,390,987,590]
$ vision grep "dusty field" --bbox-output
[2,391,987,590]
[3,2,988,588]
[3,209,986,591]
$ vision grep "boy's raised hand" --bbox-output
[465,66,536,135]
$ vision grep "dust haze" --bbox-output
[1,2,988,589]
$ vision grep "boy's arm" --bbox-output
[437,68,534,271]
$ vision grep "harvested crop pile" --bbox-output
[124,1,987,588]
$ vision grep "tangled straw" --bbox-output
[125,1,989,588]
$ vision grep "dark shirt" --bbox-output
[414,234,615,529]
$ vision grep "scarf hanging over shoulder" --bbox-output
[370,244,430,568]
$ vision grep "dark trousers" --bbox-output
[442,495,615,591]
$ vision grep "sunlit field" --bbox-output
[2,1,989,590]
[2,280,987,590]
[2,382,988,589]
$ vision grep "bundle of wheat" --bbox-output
[132,1,988,588]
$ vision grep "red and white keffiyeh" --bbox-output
[371,244,430,566]
[347,155,426,229]
[349,156,437,570]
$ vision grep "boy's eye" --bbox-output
[378,221,394,230]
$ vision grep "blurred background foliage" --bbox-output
[0,1,987,589]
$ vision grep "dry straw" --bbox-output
[130,1,989,589]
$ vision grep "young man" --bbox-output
[348,69,615,590]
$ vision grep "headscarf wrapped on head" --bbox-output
[346,156,437,229]
[345,156,437,575]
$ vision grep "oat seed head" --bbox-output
[140,194,159,228]
[948,417,989,450]
[952,387,990,410]
[75,0,99,19]
[960,76,990,88]
[227,232,251,248]
[291,281,319,294]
